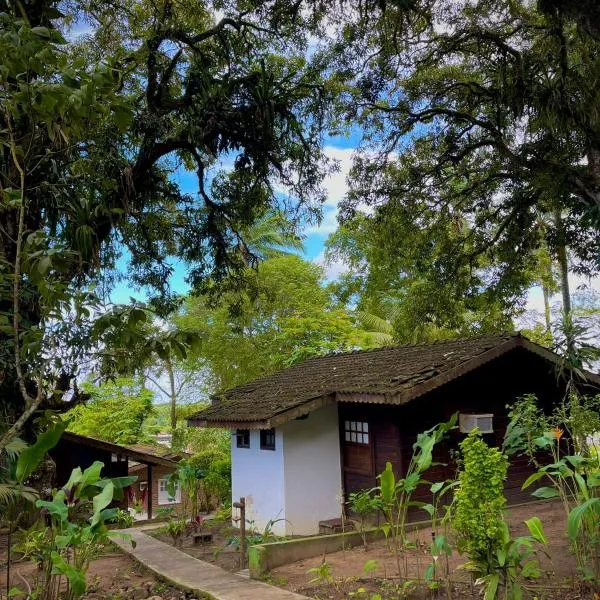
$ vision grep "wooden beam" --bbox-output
[147,464,153,520]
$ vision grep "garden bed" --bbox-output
[270,500,592,599]
[0,536,191,600]
[149,518,247,572]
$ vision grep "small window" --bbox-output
[158,478,181,505]
[260,428,276,450]
[236,429,250,449]
[459,413,494,434]
[344,420,370,444]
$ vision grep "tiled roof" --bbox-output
[189,332,545,427]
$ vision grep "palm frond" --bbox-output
[355,310,395,336]
[3,437,27,461]
[0,482,39,506]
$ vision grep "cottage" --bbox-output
[189,332,600,536]
[50,432,182,519]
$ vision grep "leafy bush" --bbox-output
[15,461,136,600]
[111,508,135,529]
[165,518,187,548]
[454,430,508,564]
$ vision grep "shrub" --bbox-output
[453,430,508,567]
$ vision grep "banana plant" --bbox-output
[374,414,457,578]
[15,461,137,600]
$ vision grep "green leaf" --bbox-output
[363,559,378,574]
[520,470,544,490]
[430,481,444,494]
[524,517,547,544]
[421,503,434,516]
[378,462,395,505]
[36,498,68,521]
[78,461,104,496]
[50,552,87,597]
[567,498,600,542]
[16,422,67,482]
[531,486,559,499]
[8,587,24,598]
[483,573,500,600]
[91,481,114,527]
[520,560,541,579]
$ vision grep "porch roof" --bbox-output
[61,431,180,468]
[188,332,600,429]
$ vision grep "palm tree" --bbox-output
[236,211,304,267]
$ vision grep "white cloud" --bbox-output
[314,250,349,281]
[306,146,358,235]
[519,272,600,328]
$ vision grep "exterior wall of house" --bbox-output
[281,404,343,535]
[341,346,565,509]
[129,465,184,518]
[231,429,286,535]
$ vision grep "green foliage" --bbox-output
[347,489,382,548]
[374,415,457,578]
[0,0,331,439]
[509,393,600,586]
[177,255,376,391]
[453,431,548,598]
[165,518,188,548]
[454,431,508,565]
[66,379,155,445]
[111,508,135,529]
[16,461,136,600]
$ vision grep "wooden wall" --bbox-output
[340,346,566,512]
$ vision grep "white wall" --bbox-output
[281,404,342,535]
[231,429,286,535]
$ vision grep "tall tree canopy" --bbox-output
[320,0,600,315]
[176,255,375,391]
[0,0,330,439]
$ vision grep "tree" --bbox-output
[66,378,155,445]
[320,0,600,317]
[176,255,375,391]
[326,213,520,344]
[0,0,330,442]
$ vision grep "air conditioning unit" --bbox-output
[459,413,494,434]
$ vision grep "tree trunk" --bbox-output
[553,210,571,315]
[542,284,552,333]
[167,359,177,433]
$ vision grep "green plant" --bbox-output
[454,431,509,568]
[374,414,457,578]
[454,431,548,598]
[0,422,66,599]
[111,508,135,529]
[15,461,136,600]
[347,490,381,549]
[506,393,600,587]
[165,518,187,548]
[213,503,232,522]
[307,559,334,585]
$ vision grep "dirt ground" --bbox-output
[271,500,595,600]
[0,537,195,600]
[150,518,247,572]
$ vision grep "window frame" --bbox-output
[236,429,250,449]
[158,478,181,505]
[260,428,276,451]
[343,420,370,445]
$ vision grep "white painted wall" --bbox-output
[230,404,342,536]
[230,429,286,535]
[281,404,342,535]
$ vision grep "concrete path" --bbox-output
[112,528,309,600]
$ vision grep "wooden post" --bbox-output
[233,497,246,567]
[147,464,153,520]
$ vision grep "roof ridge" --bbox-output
[214,331,521,399]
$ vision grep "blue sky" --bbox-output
[110,131,361,304]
